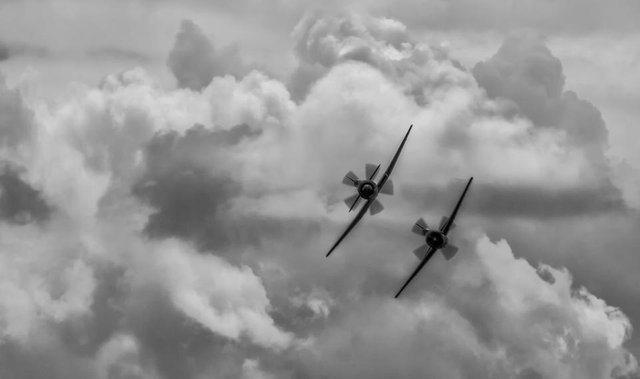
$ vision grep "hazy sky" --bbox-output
[1,1,640,378]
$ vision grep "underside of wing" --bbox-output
[326,200,372,257]
[394,246,437,298]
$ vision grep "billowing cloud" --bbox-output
[167,19,246,91]
[0,163,52,224]
[0,9,637,379]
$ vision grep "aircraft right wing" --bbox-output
[376,124,413,190]
[326,199,373,257]
[440,177,473,236]
[394,246,437,298]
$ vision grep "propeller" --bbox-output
[342,163,382,211]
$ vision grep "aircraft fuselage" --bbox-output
[425,230,448,250]
[357,180,378,200]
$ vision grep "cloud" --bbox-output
[167,19,246,91]
[0,40,49,62]
[0,163,52,224]
[0,9,638,379]
[403,178,626,219]
[366,0,640,33]
[289,238,636,379]
[0,73,34,149]
[289,12,469,102]
[132,123,260,252]
[473,33,608,151]
[85,47,152,63]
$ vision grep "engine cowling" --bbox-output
[357,180,378,199]
[425,230,448,250]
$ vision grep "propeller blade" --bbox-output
[344,194,361,211]
[365,163,380,180]
[413,244,428,260]
[379,179,394,195]
[369,198,384,215]
[342,171,359,186]
[441,244,459,260]
[411,218,428,235]
[439,216,448,230]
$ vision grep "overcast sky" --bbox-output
[1,1,640,378]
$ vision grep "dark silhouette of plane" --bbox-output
[325,124,413,257]
[395,177,473,298]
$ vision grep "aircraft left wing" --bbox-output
[394,245,437,298]
[377,124,413,190]
[326,199,373,257]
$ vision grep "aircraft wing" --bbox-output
[377,124,413,190]
[394,246,437,298]
[326,199,373,257]
[440,177,473,236]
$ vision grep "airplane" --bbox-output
[394,177,473,298]
[325,124,413,258]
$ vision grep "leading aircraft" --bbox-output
[394,177,473,298]
[325,124,413,257]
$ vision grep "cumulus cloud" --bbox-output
[167,19,246,91]
[0,9,637,379]
[0,73,34,149]
[0,163,52,224]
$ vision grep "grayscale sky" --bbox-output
[1,1,640,378]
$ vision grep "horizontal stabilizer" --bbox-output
[344,194,360,211]
[342,171,359,186]
[380,179,394,195]
[365,163,380,180]
[441,244,459,260]
[369,199,384,215]
[411,218,428,235]
[413,245,428,260]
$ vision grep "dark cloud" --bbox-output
[133,123,260,252]
[0,163,52,225]
[0,40,49,61]
[167,19,246,91]
[0,42,8,61]
[403,178,626,220]
[473,33,608,149]
[86,47,152,63]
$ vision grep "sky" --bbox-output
[1,0,640,378]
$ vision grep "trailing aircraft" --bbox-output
[394,177,473,297]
